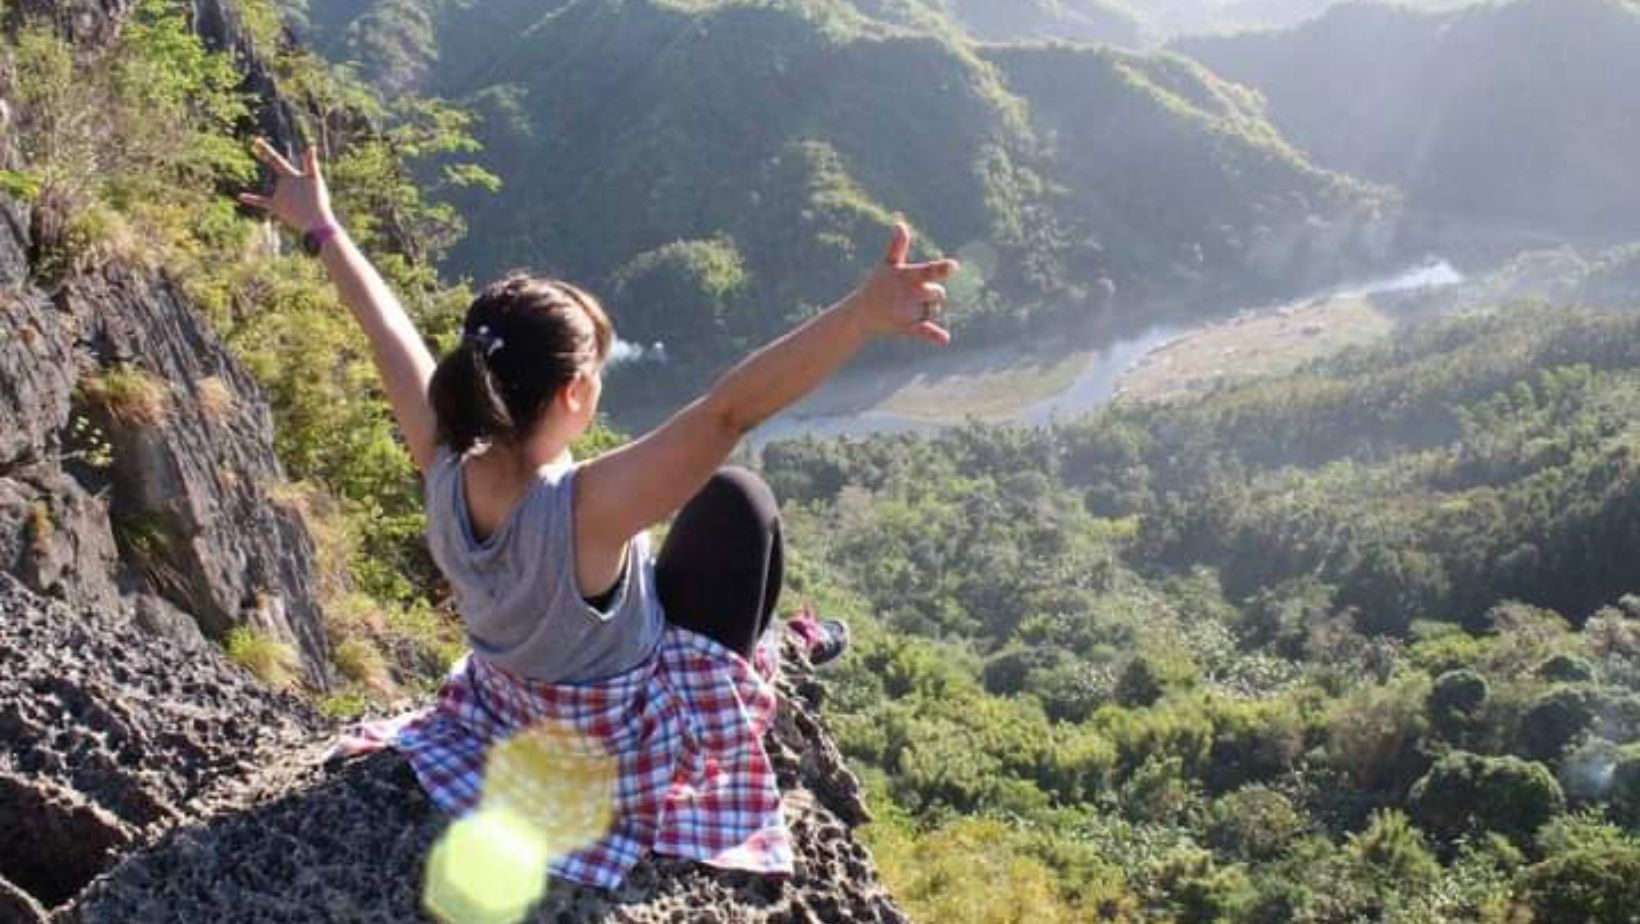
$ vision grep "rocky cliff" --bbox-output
[0,189,334,685]
[0,573,902,924]
[1,0,332,684]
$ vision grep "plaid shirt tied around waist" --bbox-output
[336,625,793,889]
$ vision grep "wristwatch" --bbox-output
[301,221,339,257]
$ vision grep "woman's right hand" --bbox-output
[844,222,961,346]
[235,137,336,234]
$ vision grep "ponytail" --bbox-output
[430,273,615,455]
[429,339,516,454]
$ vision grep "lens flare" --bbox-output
[424,723,616,924]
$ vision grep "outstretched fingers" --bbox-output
[252,137,301,177]
[235,192,271,211]
[910,320,952,346]
[914,258,960,281]
[883,221,912,266]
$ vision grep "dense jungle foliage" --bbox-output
[762,303,1640,921]
[1178,0,1640,242]
[288,0,1391,406]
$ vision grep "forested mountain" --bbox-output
[292,0,1392,401]
[1178,0,1640,243]
[766,302,1640,919]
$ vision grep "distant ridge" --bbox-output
[301,0,1394,397]
[1178,0,1640,243]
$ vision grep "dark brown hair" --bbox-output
[429,273,613,454]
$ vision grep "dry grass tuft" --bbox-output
[332,636,394,693]
[81,366,170,426]
[225,626,301,689]
[195,375,236,420]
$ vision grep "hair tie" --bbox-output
[468,324,505,358]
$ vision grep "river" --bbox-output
[748,260,1465,447]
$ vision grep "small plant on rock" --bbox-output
[225,626,300,689]
[80,367,170,426]
[331,636,392,692]
[194,375,236,420]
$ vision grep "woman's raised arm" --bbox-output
[575,223,956,557]
[236,139,440,475]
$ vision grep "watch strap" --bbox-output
[302,222,339,256]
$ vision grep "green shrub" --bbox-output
[1160,851,1256,924]
[225,626,301,689]
[1205,787,1307,862]
[1428,668,1489,744]
[1536,653,1597,684]
[1345,808,1440,887]
[1202,696,1305,793]
[1114,654,1165,707]
[3,0,252,275]
[1518,686,1597,762]
[866,817,1101,924]
[80,367,170,426]
[1608,747,1640,827]
[1522,836,1640,924]
[331,636,390,690]
[1325,675,1432,793]
[1557,738,1625,805]
[1408,751,1565,846]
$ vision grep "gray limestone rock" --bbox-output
[0,771,130,910]
[0,286,78,470]
[64,265,332,684]
[130,592,209,652]
[0,576,901,922]
[0,193,28,289]
[0,574,324,914]
[0,470,121,612]
[0,177,332,684]
[0,876,48,924]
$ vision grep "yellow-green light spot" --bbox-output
[423,723,617,924]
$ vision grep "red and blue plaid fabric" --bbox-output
[331,625,792,889]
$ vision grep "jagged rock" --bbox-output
[130,592,210,652]
[11,0,130,45]
[69,750,900,924]
[0,193,27,288]
[64,265,331,683]
[0,875,48,924]
[0,574,323,913]
[0,172,332,683]
[0,470,121,611]
[0,285,78,469]
[187,0,306,156]
[0,771,130,910]
[0,575,902,922]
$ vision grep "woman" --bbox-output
[238,138,955,887]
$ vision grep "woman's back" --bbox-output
[423,447,664,683]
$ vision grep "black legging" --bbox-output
[655,467,783,657]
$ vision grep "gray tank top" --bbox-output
[423,447,665,683]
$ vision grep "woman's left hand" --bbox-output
[847,222,960,346]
